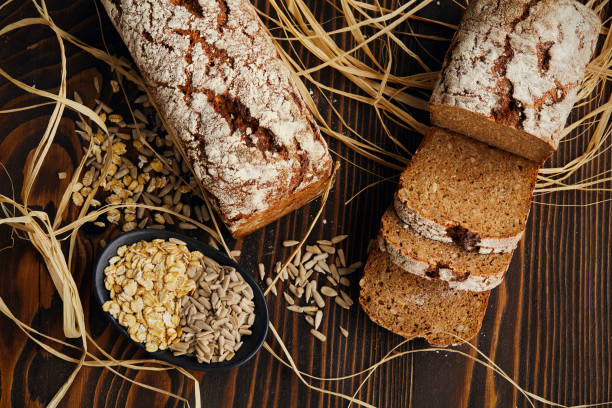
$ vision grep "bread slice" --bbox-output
[429,0,600,163]
[359,247,490,346]
[394,127,539,254]
[379,207,512,291]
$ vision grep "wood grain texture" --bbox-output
[0,0,609,407]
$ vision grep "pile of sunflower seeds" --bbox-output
[169,255,255,363]
[260,234,361,342]
[70,79,209,236]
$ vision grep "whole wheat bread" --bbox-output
[394,127,539,254]
[101,0,333,237]
[380,207,513,292]
[359,247,490,346]
[430,0,600,163]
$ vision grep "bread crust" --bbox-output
[430,0,600,162]
[101,0,333,236]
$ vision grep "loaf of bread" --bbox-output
[430,0,600,163]
[395,127,539,254]
[379,207,513,292]
[359,247,490,346]
[101,0,333,237]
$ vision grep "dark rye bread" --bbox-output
[101,0,333,237]
[359,248,490,346]
[430,0,600,163]
[380,207,513,291]
[394,127,539,254]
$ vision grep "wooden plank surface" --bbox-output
[0,1,609,407]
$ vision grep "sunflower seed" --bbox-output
[288,284,299,297]
[138,217,149,229]
[339,326,348,337]
[317,260,330,273]
[134,94,148,104]
[283,240,300,247]
[320,286,337,297]
[335,296,350,310]
[305,315,315,326]
[293,250,302,266]
[134,109,149,124]
[201,205,210,222]
[314,310,323,329]
[305,283,312,303]
[312,290,325,308]
[340,290,353,306]
[304,259,317,270]
[306,245,321,255]
[194,205,203,222]
[258,263,265,280]
[310,329,326,342]
[179,222,197,230]
[301,251,314,264]
[319,244,335,254]
[338,267,352,276]
[338,249,346,267]
[331,235,348,244]
[283,292,294,305]
[265,278,277,296]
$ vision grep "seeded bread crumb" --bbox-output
[395,127,539,254]
[380,207,512,292]
[359,247,490,346]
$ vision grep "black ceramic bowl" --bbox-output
[93,229,269,371]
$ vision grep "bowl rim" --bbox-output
[92,229,269,371]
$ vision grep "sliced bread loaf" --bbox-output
[379,207,512,291]
[394,127,539,254]
[359,247,490,346]
[429,0,600,163]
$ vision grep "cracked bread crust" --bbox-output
[359,247,490,347]
[430,0,600,162]
[101,0,333,236]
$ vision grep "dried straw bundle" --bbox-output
[260,0,612,199]
[0,0,610,407]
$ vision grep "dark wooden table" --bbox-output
[0,1,609,407]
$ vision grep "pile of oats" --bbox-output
[102,238,197,352]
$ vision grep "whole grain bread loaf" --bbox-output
[379,207,513,292]
[359,247,490,346]
[101,0,333,237]
[430,0,600,163]
[395,127,539,254]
